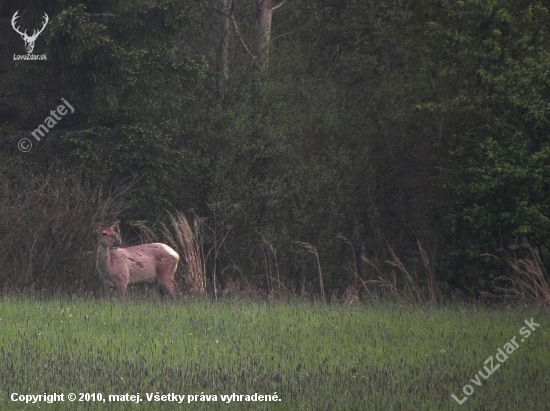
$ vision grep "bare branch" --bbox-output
[271,32,292,43]
[231,15,258,63]
[273,0,288,11]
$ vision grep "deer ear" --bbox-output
[94,221,103,232]
[110,220,120,230]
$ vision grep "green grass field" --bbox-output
[0,297,548,410]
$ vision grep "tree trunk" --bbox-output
[218,0,232,96]
[256,0,273,72]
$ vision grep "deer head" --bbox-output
[11,11,49,54]
[95,221,122,248]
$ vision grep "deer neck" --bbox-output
[96,243,112,279]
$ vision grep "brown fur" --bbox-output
[95,221,179,298]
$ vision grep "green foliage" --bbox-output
[417,0,550,283]
[2,0,550,295]
[4,1,208,216]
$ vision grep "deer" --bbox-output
[94,221,179,298]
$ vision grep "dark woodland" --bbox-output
[1,0,549,303]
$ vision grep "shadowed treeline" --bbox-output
[0,0,549,302]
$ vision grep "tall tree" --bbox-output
[218,0,232,96]
[256,0,273,71]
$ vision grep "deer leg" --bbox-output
[158,281,174,298]
[116,282,127,299]
[157,260,177,297]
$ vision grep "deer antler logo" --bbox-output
[11,11,49,54]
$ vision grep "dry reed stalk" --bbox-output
[161,211,206,295]
[497,245,550,307]
[297,242,325,302]
[258,232,281,296]
[417,240,436,302]
[361,243,430,303]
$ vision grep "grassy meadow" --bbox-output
[0,297,548,410]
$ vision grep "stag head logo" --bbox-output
[11,11,49,54]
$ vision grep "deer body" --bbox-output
[95,222,179,297]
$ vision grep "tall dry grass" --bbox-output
[361,241,436,303]
[258,232,281,297]
[297,242,325,302]
[160,211,206,295]
[0,165,132,293]
[496,245,550,307]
